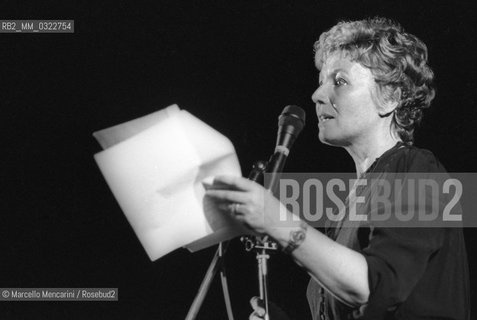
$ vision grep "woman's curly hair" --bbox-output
[314,17,435,144]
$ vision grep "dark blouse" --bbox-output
[306,143,470,320]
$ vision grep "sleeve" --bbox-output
[362,227,445,317]
[360,147,447,318]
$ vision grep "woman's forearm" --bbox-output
[266,210,370,307]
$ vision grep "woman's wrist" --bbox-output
[265,205,308,252]
[281,221,308,254]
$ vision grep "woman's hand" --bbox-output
[249,296,292,320]
[205,175,285,235]
[249,296,266,320]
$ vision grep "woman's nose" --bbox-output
[311,85,326,105]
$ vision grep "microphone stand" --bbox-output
[240,104,304,319]
[240,152,286,320]
[186,105,304,320]
[185,161,267,320]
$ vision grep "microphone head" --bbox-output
[276,105,306,150]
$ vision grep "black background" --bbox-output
[1,1,476,319]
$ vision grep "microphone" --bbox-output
[265,105,306,193]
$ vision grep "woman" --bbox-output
[206,17,469,320]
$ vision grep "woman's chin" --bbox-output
[318,132,344,147]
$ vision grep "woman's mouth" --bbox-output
[318,114,335,122]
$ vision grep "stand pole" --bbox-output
[241,235,278,320]
[257,248,271,320]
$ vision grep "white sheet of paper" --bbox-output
[93,105,246,260]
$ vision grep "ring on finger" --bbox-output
[229,203,240,214]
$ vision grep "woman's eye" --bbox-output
[335,78,347,86]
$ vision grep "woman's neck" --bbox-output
[344,134,401,177]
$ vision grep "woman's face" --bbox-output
[311,52,384,147]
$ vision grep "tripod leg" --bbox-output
[220,266,235,320]
[185,242,229,320]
